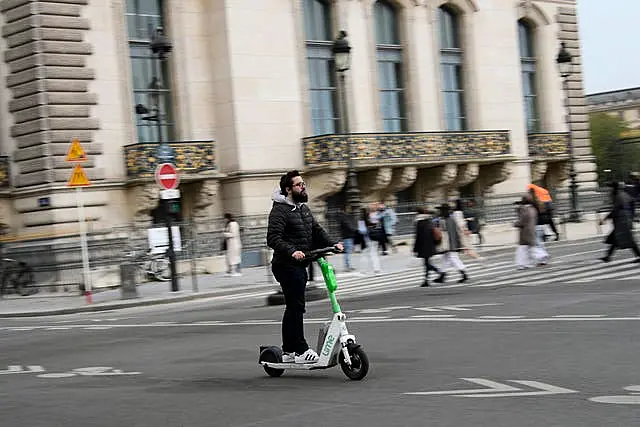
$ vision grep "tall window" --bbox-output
[438,6,466,131]
[125,0,174,143]
[374,1,407,132]
[518,20,539,133]
[303,0,338,135]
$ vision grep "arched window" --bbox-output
[125,0,175,143]
[518,20,539,133]
[374,1,407,132]
[438,6,466,131]
[303,0,338,135]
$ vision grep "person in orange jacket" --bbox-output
[527,184,560,241]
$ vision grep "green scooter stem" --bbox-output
[317,257,341,313]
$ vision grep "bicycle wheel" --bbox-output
[151,257,171,281]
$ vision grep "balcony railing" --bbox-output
[124,140,216,181]
[303,130,512,168]
[0,156,9,190]
[528,132,570,158]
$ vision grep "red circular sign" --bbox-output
[155,163,179,190]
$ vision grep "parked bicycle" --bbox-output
[0,258,36,298]
[121,246,171,282]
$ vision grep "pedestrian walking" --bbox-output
[513,196,537,269]
[527,192,550,265]
[375,203,398,255]
[339,205,358,271]
[413,207,442,287]
[600,181,640,263]
[362,207,382,274]
[223,213,242,276]
[464,199,484,245]
[453,199,484,262]
[434,203,468,284]
[527,184,560,241]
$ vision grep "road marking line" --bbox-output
[461,380,578,398]
[552,315,605,318]
[478,316,524,319]
[405,378,520,396]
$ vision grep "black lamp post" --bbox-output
[135,26,179,292]
[332,31,361,217]
[556,41,581,222]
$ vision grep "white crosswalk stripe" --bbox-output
[330,253,640,297]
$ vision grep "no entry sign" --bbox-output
[155,163,179,190]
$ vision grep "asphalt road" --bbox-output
[1,241,640,426]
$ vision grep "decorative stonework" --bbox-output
[415,163,458,205]
[303,130,512,169]
[124,140,217,182]
[383,166,418,205]
[1,0,100,189]
[192,179,220,230]
[306,170,347,225]
[132,183,158,227]
[531,161,548,183]
[557,6,598,188]
[477,162,512,195]
[0,157,10,190]
[528,132,570,158]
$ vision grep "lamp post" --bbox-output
[332,31,361,218]
[135,26,179,292]
[556,41,581,222]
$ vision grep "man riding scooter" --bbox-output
[267,170,343,364]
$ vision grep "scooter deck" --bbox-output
[260,361,337,370]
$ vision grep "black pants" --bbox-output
[423,257,440,279]
[606,241,640,259]
[272,263,309,354]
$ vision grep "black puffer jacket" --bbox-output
[267,190,335,266]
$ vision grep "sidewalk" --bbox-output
[0,217,611,317]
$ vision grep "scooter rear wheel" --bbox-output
[259,347,285,377]
[339,345,369,380]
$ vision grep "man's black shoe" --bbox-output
[434,272,446,283]
[421,280,430,287]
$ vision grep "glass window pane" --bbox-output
[138,0,161,16]
[304,0,331,41]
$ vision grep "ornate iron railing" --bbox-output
[303,130,512,168]
[0,156,10,190]
[528,132,570,157]
[124,139,216,181]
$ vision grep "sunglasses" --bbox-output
[292,182,306,188]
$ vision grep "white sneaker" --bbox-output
[231,272,242,277]
[295,348,319,364]
[281,352,296,363]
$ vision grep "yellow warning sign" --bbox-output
[67,164,91,187]
[65,138,87,162]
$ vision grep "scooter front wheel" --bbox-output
[259,346,285,377]
[339,345,369,380]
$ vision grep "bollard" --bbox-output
[120,262,139,300]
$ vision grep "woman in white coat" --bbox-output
[223,213,242,276]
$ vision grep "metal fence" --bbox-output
[0,187,615,292]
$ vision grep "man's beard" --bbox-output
[292,190,308,203]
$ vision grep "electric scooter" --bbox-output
[259,246,370,380]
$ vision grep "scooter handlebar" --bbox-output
[303,246,342,260]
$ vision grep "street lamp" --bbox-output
[556,41,581,222]
[332,30,360,217]
[134,26,179,292]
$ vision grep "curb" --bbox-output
[0,290,228,318]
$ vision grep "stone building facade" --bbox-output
[0,0,596,238]
[586,86,640,130]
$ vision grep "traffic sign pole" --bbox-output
[66,139,92,304]
[76,187,92,303]
[155,163,180,292]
